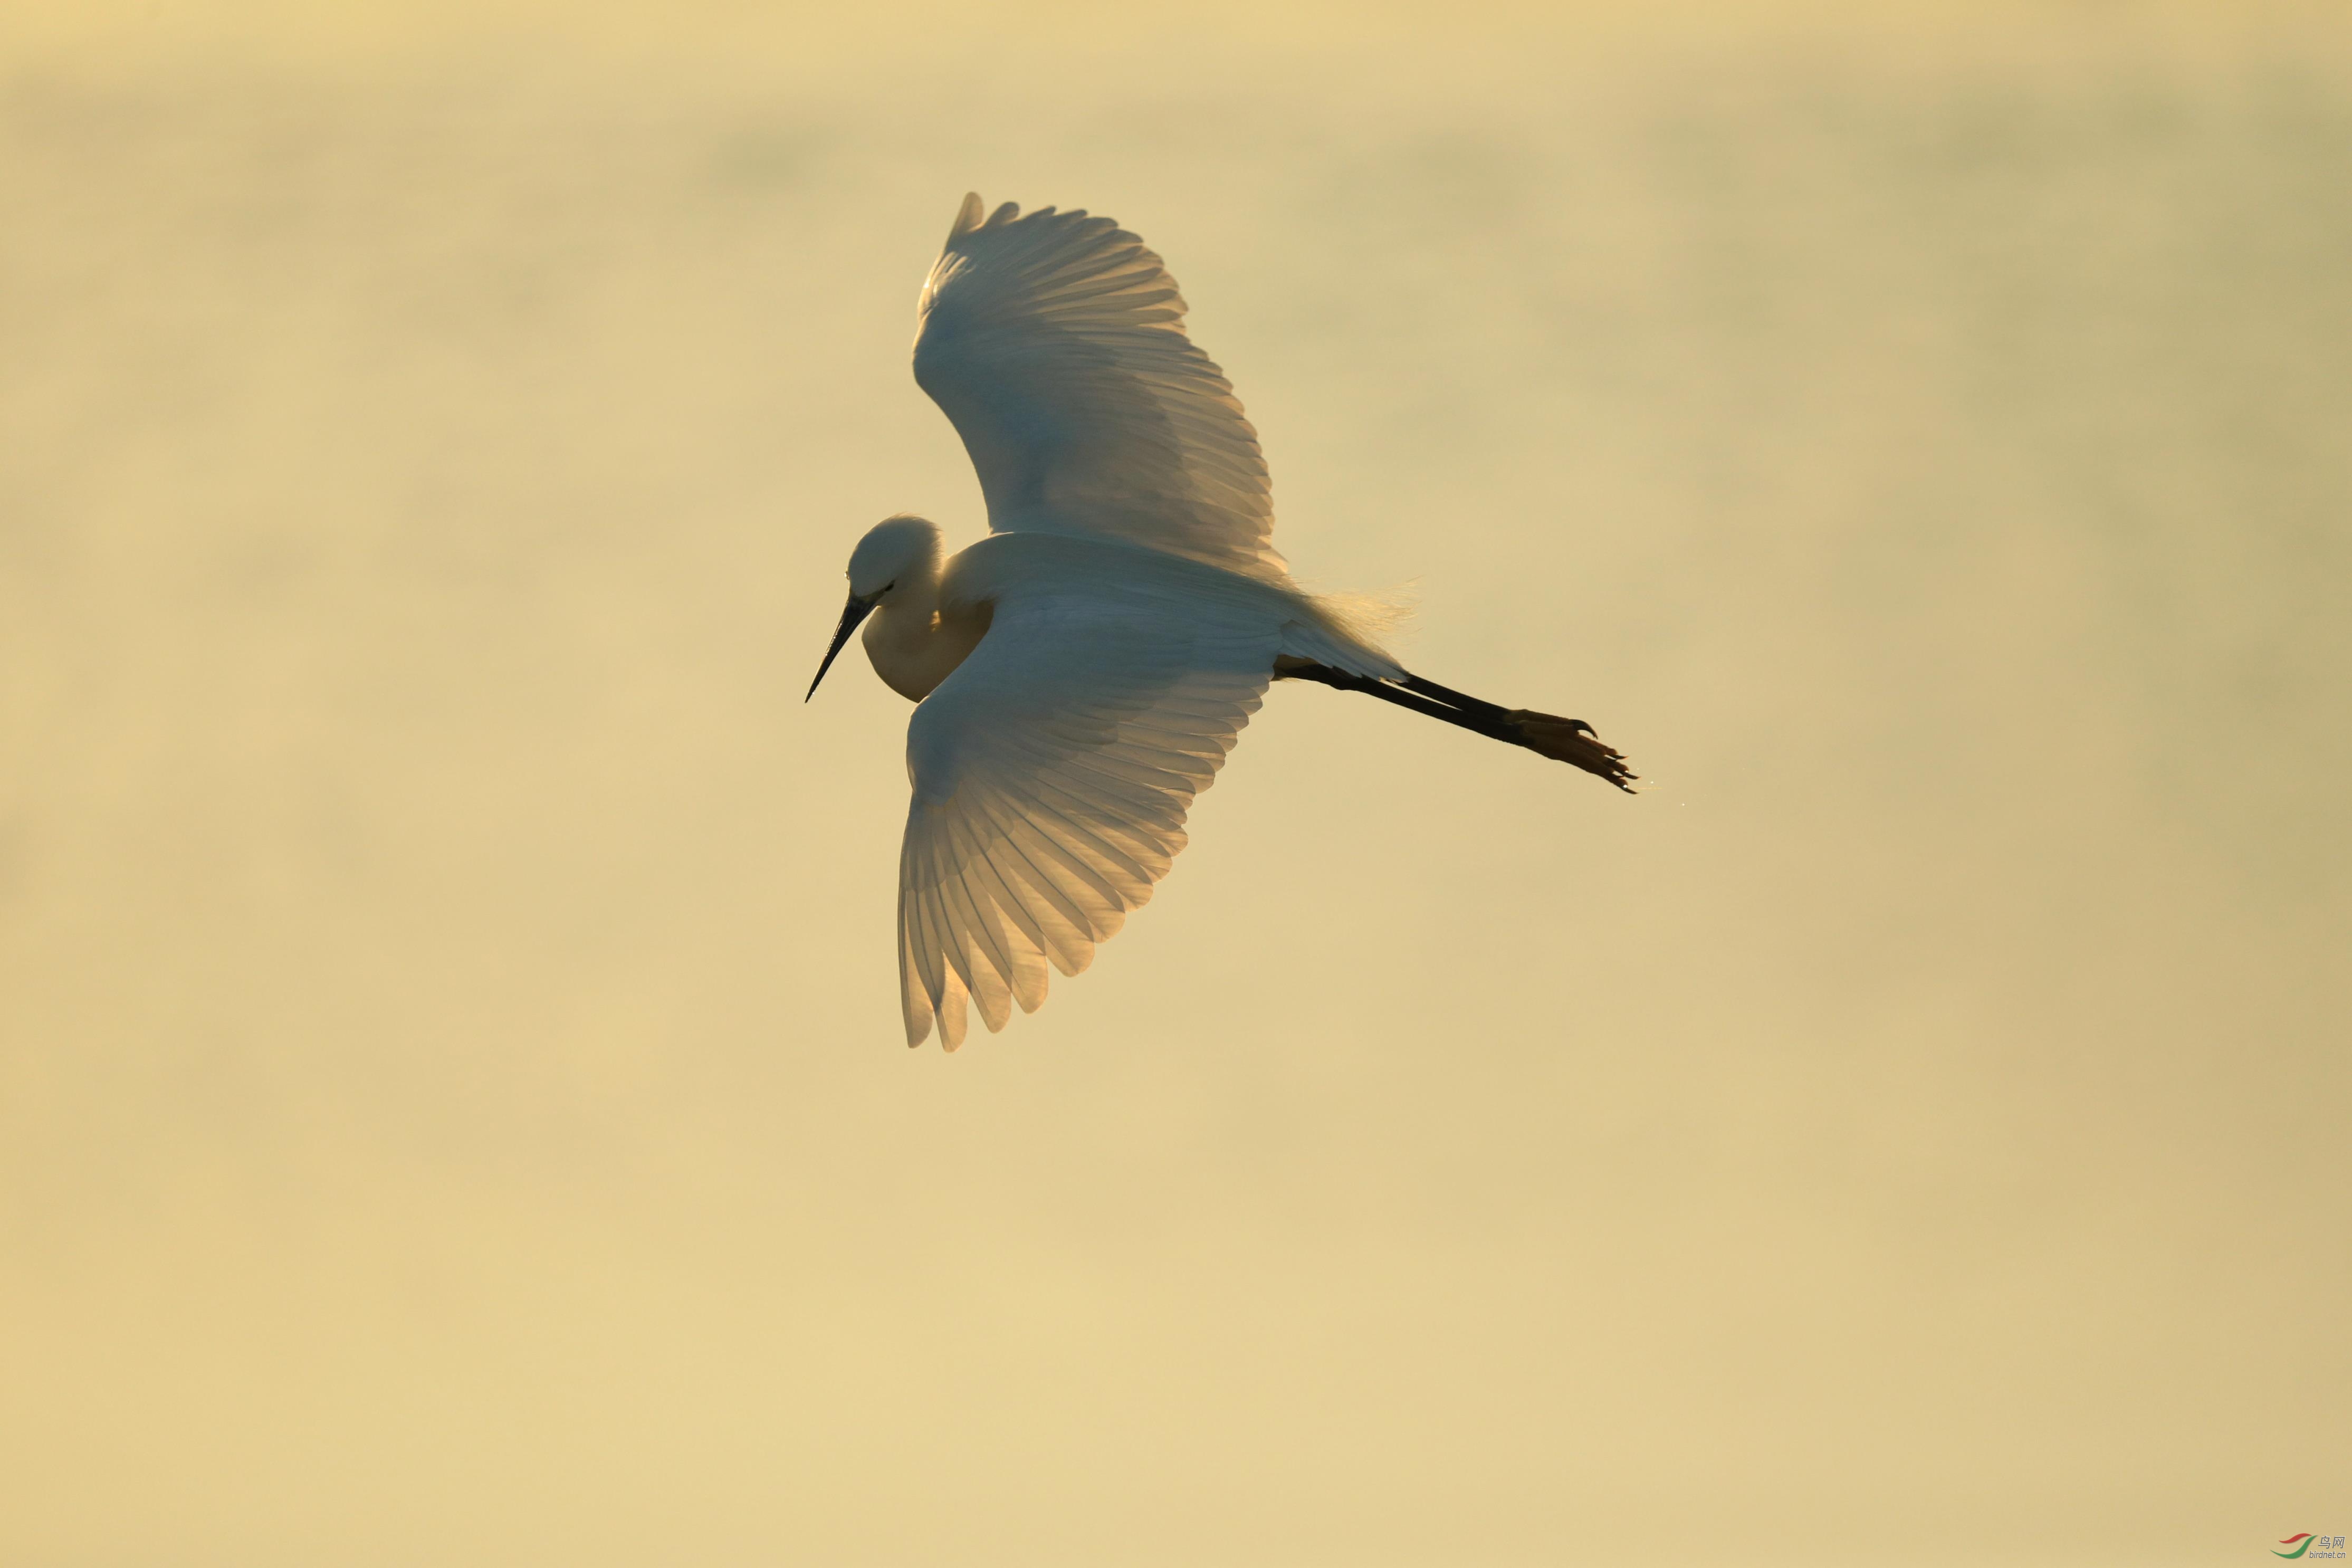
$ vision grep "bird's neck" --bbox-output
[861,571,987,702]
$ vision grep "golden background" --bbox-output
[3,3,2346,1562]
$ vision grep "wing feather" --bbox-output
[946,812,1053,1014]
[912,194,1285,582]
[979,791,1125,952]
[936,835,1016,1032]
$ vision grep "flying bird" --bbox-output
[809,194,1634,1048]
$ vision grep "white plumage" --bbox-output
[807,195,1633,1048]
[914,193,1286,582]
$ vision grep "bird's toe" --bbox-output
[1506,709,1638,791]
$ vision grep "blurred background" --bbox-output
[3,2,2347,1563]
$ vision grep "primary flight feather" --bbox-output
[808,194,1633,1049]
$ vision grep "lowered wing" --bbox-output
[896,583,1280,1048]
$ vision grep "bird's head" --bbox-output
[845,514,941,600]
[807,514,942,701]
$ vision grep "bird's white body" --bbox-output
[842,523,1400,1047]
[809,194,1626,1048]
[861,529,1396,705]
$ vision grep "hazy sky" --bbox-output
[3,4,2347,1564]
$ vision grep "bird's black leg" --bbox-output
[1274,657,1637,791]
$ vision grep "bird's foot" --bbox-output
[1507,710,1637,791]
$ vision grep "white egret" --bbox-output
[809,194,1634,1048]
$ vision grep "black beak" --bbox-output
[806,592,879,701]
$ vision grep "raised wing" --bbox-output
[912,193,1287,582]
[897,587,1280,1048]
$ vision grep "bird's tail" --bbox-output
[1308,582,1417,647]
[1278,582,1415,682]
